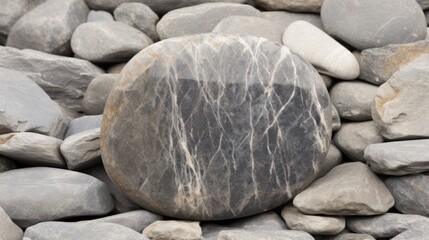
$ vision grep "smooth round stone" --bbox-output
[101,34,332,220]
[321,0,427,50]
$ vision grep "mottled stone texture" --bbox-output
[101,34,331,220]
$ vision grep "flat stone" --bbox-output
[81,210,162,232]
[24,222,148,240]
[418,0,429,9]
[83,165,140,213]
[333,121,383,162]
[213,16,283,43]
[365,140,429,175]
[0,0,47,36]
[357,41,429,85]
[331,104,341,132]
[0,156,16,173]
[281,204,345,235]
[0,46,104,112]
[283,21,359,80]
[261,11,323,30]
[71,21,153,63]
[325,233,376,240]
[60,128,101,170]
[64,115,102,138]
[101,34,331,220]
[143,221,203,240]
[156,3,261,40]
[6,0,89,56]
[372,54,429,140]
[0,132,65,167]
[347,213,429,238]
[87,10,113,22]
[0,67,66,137]
[0,206,23,240]
[330,81,378,121]
[321,0,427,50]
[114,3,159,41]
[391,229,429,240]
[83,0,247,14]
[230,211,287,231]
[0,167,114,227]
[316,144,342,179]
[254,0,322,12]
[217,230,314,240]
[83,74,119,115]
[385,173,429,216]
[294,162,394,215]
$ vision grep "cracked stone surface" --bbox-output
[101,34,331,220]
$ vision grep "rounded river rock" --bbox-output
[101,34,331,220]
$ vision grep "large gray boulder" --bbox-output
[0,167,114,227]
[0,67,66,137]
[101,34,331,220]
[24,222,149,240]
[0,0,47,37]
[83,74,119,115]
[6,0,89,56]
[113,3,159,41]
[213,16,283,43]
[321,0,427,50]
[156,3,261,39]
[372,54,429,140]
[254,0,323,12]
[0,132,65,167]
[71,21,153,63]
[357,41,429,85]
[0,46,104,112]
[294,162,394,215]
[347,213,429,238]
[385,173,429,217]
[365,140,429,175]
[0,206,23,240]
[84,0,247,14]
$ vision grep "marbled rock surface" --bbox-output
[71,21,153,63]
[6,0,89,56]
[254,0,323,12]
[114,3,159,41]
[217,229,315,240]
[330,81,378,121]
[0,206,23,240]
[261,11,323,30]
[84,0,247,14]
[0,46,104,112]
[333,121,383,162]
[347,213,429,238]
[60,128,101,170]
[385,173,429,217]
[0,132,65,167]
[321,0,427,50]
[82,210,162,232]
[101,34,331,220]
[156,3,261,40]
[365,140,429,175]
[64,115,102,138]
[143,221,203,240]
[87,10,113,22]
[357,41,429,85]
[294,162,394,215]
[0,167,114,227]
[24,222,149,240]
[391,229,429,240]
[0,156,16,173]
[283,21,359,80]
[213,16,283,43]
[281,204,345,235]
[0,0,47,38]
[372,54,429,140]
[0,67,66,137]
[83,74,119,115]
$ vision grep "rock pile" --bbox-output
[0,0,428,239]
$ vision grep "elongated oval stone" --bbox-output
[101,34,331,220]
